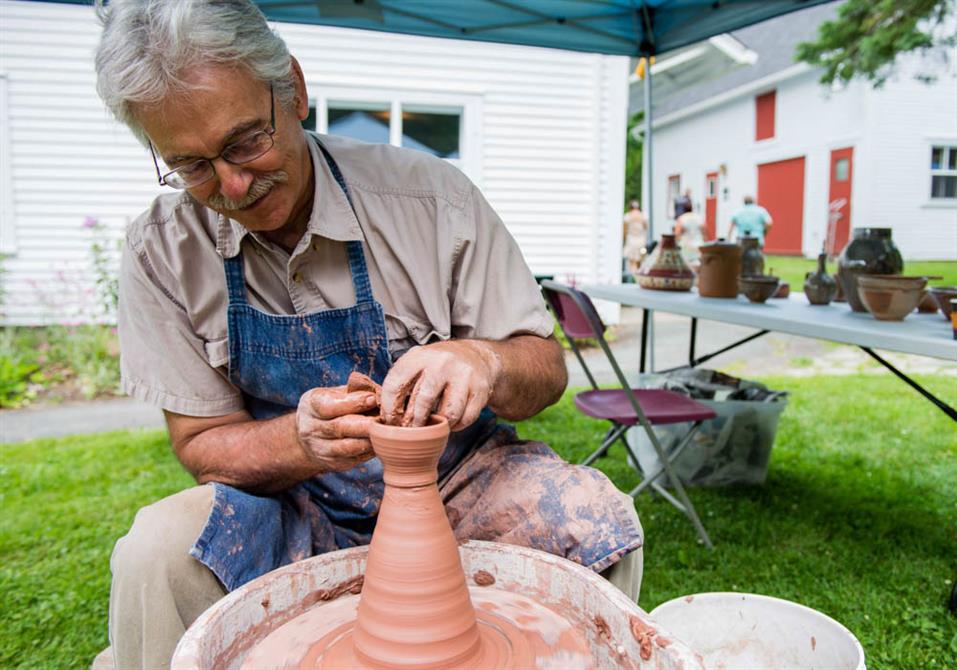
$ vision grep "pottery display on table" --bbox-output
[837,228,904,312]
[739,275,781,304]
[697,239,742,298]
[738,235,765,278]
[916,290,939,314]
[804,253,838,305]
[636,233,695,291]
[930,286,957,320]
[856,275,927,321]
[772,282,790,299]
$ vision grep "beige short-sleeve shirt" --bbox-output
[118,133,553,417]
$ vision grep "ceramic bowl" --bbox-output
[739,275,780,304]
[917,290,939,313]
[856,275,928,321]
[929,286,957,320]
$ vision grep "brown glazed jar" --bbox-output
[698,239,742,298]
[837,228,903,312]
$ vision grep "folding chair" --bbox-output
[541,280,716,548]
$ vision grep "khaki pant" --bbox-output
[107,485,643,670]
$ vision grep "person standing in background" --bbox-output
[622,199,648,275]
[730,195,774,247]
[673,188,693,220]
[675,209,704,267]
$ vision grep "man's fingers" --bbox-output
[316,414,378,440]
[320,438,375,469]
[311,389,378,419]
[381,368,420,425]
[404,374,444,427]
[453,389,485,432]
[435,379,468,429]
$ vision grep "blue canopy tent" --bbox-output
[45,0,831,235]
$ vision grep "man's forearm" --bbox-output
[471,334,567,422]
[170,411,320,494]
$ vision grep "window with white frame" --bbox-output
[930,145,957,199]
[303,93,468,175]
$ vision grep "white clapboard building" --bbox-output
[643,3,957,260]
[0,0,629,325]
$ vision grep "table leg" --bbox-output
[689,317,698,367]
[860,347,957,423]
[640,308,650,373]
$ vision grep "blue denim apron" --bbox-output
[189,140,494,591]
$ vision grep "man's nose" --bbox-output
[213,159,254,202]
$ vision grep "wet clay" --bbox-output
[239,416,595,670]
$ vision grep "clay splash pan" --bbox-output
[172,541,701,669]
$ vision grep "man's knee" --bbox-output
[112,485,215,580]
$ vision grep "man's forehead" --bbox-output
[136,67,270,158]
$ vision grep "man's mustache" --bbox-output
[207,170,289,211]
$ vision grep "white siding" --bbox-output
[651,54,957,261]
[0,0,630,325]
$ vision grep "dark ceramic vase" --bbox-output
[804,253,837,305]
[837,228,903,312]
[739,235,765,277]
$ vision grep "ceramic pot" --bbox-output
[636,233,695,291]
[698,239,742,298]
[804,253,838,305]
[856,275,926,321]
[739,275,781,304]
[917,290,939,313]
[837,228,903,312]
[930,286,957,320]
[739,235,765,278]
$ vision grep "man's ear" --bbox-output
[290,56,309,121]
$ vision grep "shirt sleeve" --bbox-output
[117,236,245,417]
[448,184,554,342]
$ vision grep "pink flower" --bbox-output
[82,216,99,229]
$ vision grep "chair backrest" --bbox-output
[541,280,622,391]
[540,280,606,340]
[541,281,658,429]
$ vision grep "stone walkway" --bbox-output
[2,307,953,444]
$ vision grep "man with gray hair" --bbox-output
[93,1,644,667]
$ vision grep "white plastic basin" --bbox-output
[650,592,866,670]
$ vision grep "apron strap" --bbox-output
[223,255,248,305]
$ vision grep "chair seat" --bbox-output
[574,388,716,426]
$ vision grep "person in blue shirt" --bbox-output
[730,195,774,247]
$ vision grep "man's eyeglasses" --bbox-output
[150,84,276,190]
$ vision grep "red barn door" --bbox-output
[757,156,805,255]
[827,147,854,256]
[704,171,718,240]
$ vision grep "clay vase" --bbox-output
[348,416,484,669]
[636,233,695,291]
[804,253,838,305]
[739,235,765,278]
[837,228,903,312]
[697,239,742,298]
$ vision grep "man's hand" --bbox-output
[380,340,502,431]
[296,384,379,472]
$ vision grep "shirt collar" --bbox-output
[216,132,363,258]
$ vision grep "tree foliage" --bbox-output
[796,0,956,87]
[624,111,643,208]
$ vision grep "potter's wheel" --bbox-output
[241,585,591,669]
[172,541,704,670]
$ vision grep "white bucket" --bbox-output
[649,592,866,670]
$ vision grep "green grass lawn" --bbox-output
[2,375,956,669]
[766,255,957,291]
